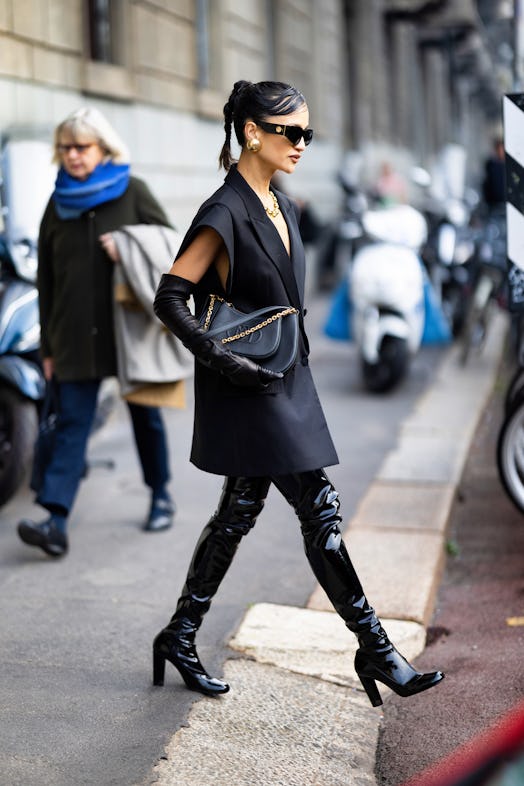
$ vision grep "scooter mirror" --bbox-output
[411,166,432,188]
[446,199,468,227]
[438,223,456,266]
[9,238,38,283]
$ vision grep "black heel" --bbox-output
[152,629,229,696]
[354,647,444,707]
[153,650,166,686]
[358,674,383,707]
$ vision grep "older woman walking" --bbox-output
[17,107,181,558]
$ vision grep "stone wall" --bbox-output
[0,0,347,231]
[0,0,505,232]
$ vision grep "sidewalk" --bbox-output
[149,310,509,786]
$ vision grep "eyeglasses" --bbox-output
[57,143,96,154]
[257,121,314,147]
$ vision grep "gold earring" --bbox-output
[247,138,261,153]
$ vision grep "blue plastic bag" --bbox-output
[324,277,352,341]
[420,267,452,345]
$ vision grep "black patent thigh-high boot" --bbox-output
[153,476,270,696]
[295,471,444,707]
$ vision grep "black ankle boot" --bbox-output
[17,516,68,558]
[153,618,229,696]
[143,493,175,532]
[298,473,444,707]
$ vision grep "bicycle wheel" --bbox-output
[504,366,524,415]
[497,395,524,513]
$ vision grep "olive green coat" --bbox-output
[38,177,170,381]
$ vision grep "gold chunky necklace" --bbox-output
[264,190,280,218]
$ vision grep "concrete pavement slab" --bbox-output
[377,433,471,485]
[229,602,425,689]
[400,392,488,437]
[152,659,379,786]
[151,605,427,785]
[350,481,455,532]
[378,311,507,486]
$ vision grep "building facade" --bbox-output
[0,0,348,230]
[0,0,511,232]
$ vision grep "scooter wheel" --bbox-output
[504,366,524,416]
[361,335,409,393]
[0,386,38,506]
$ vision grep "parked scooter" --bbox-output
[350,203,427,392]
[0,136,55,504]
[422,197,478,338]
[459,206,507,365]
[0,235,44,504]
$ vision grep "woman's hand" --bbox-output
[99,233,120,263]
[154,274,283,389]
[220,350,283,388]
[42,357,55,381]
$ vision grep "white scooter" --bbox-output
[350,203,427,392]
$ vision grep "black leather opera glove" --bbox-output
[154,274,283,388]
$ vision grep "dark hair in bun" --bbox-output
[219,80,306,170]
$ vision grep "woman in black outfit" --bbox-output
[153,80,444,707]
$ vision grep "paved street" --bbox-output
[0,293,445,786]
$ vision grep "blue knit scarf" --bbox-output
[53,161,131,220]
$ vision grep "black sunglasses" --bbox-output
[257,121,314,147]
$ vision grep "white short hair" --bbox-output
[53,107,130,164]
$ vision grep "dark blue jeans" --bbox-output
[36,380,170,517]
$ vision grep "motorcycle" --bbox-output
[459,206,508,366]
[422,197,478,338]
[349,202,427,392]
[0,136,55,504]
[0,235,45,504]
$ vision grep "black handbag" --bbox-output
[198,294,299,374]
[30,378,59,493]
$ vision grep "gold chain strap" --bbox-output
[202,294,298,344]
[202,294,228,331]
